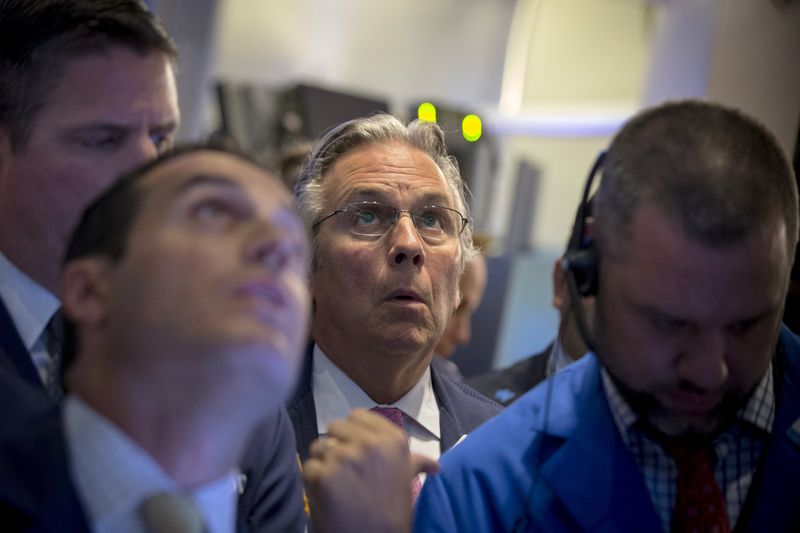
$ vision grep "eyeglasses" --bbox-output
[313,201,470,243]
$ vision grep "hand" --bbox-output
[303,408,439,533]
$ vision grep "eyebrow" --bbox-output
[634,304,688,328]
[172,173,241,195]
[154,119,179,132]
[635,300,779,328]
[65,120,178,135]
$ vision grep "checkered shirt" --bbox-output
[602,366,774,533]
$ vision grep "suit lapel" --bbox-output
[430,364,465,451]
[742,327,800,531]
[286,345,319,461]
[538,358,662,531]
[0,296,42,388]
[289,349,466,457]
[0,406,90,531]
[527,344,551,388]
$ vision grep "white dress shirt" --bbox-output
[0,249,60,383]
[312,345,441,477]
[63,396,239,533]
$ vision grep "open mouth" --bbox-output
[387,289,424,304]
[389,289,422,302]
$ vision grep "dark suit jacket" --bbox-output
[237,410,307,533]
[0,370,89,532]
[465,342,552,406]
[0,369,306,533]
[0,296,45,389]
[286,346,502,460]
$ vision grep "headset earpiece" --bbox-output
[562,246,598,297]
[562,151,605,297]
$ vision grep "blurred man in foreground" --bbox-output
[0,146,311,531]
[0,3,303,530]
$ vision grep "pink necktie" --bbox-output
[370,406,423,502]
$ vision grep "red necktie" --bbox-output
[662,439,731,533]
[370,406,423,502]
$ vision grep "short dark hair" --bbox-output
[0,0,177,149]
[61,142,271,379]
[594,100,799,263]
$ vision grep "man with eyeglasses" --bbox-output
[289,114,501,498]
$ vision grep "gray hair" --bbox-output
[294,113,475,271]
[594,99,799,265]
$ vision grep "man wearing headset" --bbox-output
[467,227,593,406]
[414,100,800,532]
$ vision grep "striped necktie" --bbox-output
[139,492,206,533]
[43,310,63,399]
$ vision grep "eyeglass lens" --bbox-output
[343,202,462,240]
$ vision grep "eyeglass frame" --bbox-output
[312,200,471,242]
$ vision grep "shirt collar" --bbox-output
[739,364,775,433]
[601,362,775,440]
[312,344,440,438]
[63,395,238,533]
[0,249,60,350]
[600,366,639,441]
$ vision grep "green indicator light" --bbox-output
[462,114,482,142]
[418,102,437,123]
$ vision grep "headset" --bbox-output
[559,150,606,354]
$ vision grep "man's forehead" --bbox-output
[42,47,177,107]
[332,142,444,176]
[325,142,453,202]
[139,151,287,201]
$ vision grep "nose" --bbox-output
[245,223,296,274]
[122,133,161,170]
[677,328,729,391]
[387,214,425,267]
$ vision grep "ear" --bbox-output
[61,258,114,329]
[552,257,569,312]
